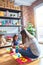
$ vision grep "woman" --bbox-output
[19,29,40,59]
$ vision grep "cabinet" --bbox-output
[0,7,22,48]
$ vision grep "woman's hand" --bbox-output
[19,44,27,50]
[19,44,24,48]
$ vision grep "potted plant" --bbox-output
[26,22,36,36]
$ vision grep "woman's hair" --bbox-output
[21,29,30,39]
[20,29,27,35]
[13,34,18,42]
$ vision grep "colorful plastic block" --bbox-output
[12,53,22,59]
[16,57,32,64]
[13,54,18,59]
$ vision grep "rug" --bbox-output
[6,48,33,65]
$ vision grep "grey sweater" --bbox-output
[24,29,40,56]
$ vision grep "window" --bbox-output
[34,3,43,43]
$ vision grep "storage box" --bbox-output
[7,1,14,9]
[4,3,10,9]
[1,0,9,2]
[0,2,5,8]
[5,6,10,9]
[7,1,11,5]
[0,0,6,2]
[14,6,21,10]
[10,2,14,9]
[10,1,14,6]
[10,5,14,9]
[0,11,4,16]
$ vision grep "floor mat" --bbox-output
[6,48,36,65]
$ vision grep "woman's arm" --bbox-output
[19,44,27,50]
[24,28,34,39]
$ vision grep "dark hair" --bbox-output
[13,34,18,42]
[20,29,26,35]
[21,29,29,39]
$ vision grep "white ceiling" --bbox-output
[14,0,36,6]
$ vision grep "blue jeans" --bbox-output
[19,47,38,59]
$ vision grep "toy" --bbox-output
[13,54,18,59]
[16,57,32,64]
[16,53,22,57]
[12,53,22,59]
[20,57,27,62]
[6,48,11,53]
[15,46,19,53]
[6,48,13,53]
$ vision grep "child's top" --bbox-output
[13,40,19,46]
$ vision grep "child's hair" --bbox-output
[13,34,18,42]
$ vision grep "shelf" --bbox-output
[0,45,11,49]
[0,7,22,13]
[0,16,21,20]
[0,25,22,27]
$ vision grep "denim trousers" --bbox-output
[19,47,38,59]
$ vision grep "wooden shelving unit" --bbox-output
[0,16,21,20]
[0,7,22,48]
[0,25,22,27]
[0,7,22,13]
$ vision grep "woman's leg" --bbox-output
[19,48,28,56]
[19,48,38,59]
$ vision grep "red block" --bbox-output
[16,57,32,65]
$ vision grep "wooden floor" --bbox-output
[0,44,43,65]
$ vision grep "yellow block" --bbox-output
[13,55,18,59]
[20,57,27,62]
[12,53,22,59]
